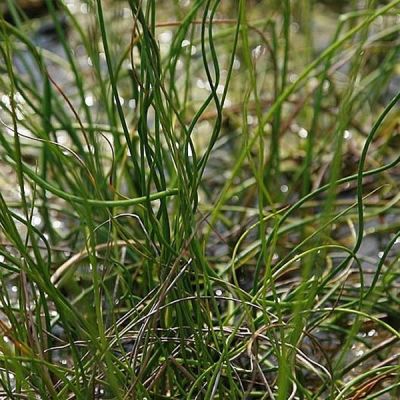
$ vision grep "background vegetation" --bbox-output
[0,0,400,398]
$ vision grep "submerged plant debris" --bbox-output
[0,0,400,399]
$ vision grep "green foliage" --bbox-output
[0,0,399,398]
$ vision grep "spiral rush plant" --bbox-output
[0,0,400,398]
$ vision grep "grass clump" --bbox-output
[0,0,400,398]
